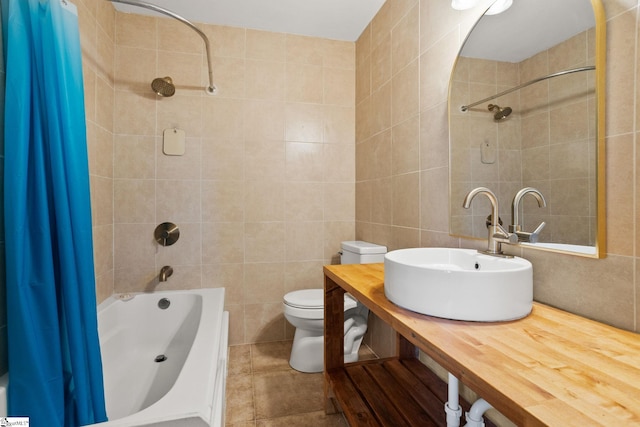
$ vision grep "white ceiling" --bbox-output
[461,0,595,63]
[111,0,387,42]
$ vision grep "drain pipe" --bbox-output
[445,373,462,427]
[464,398,493,427]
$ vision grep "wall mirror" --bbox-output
[448,0,606,257]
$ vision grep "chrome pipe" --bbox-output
[460,66,595,112]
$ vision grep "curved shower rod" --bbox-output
[108,0,217,95]
[460,65,595,112]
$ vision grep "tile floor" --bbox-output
[224,340,377,426]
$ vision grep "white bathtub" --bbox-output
[94,288,228,427]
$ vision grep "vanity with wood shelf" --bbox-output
[323,263,640,426]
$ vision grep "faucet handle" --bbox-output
[493,224,518,244]
[516,221,546,243]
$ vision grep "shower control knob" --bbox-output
[154,222,180,246]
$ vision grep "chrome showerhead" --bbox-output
[488,104,512,120]
[151,76,176,97]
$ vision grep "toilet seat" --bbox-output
[284,289,323,309]
[283,289,357,310]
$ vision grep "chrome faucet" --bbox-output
[463,187,517,256]
[510,187,547,243]
[159,265,173,282]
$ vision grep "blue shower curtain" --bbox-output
[3,0,107,425]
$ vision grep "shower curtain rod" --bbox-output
[460,65,595,112]
[107,0,217,95]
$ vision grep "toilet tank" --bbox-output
[340,241,387,264]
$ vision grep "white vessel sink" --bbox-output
[384,248,532,322]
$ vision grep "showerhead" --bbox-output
[488,104,512,120]
[151,76,176,97]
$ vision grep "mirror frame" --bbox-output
[447,0,606,258]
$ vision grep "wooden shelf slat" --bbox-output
[384,359,448,421]
[328,367,381,427]
[327,358,497,427]
[362,362,439,427]
[345,364,412,427]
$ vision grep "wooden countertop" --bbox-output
[324,263,640,427]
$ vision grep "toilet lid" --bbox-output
[284,289,324,309]
[284,289,358,310]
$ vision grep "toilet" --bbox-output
[283,240,387,373]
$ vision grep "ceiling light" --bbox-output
[485,0,513,15]
[451,0,513,15]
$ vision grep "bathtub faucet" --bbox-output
[159,265,173,282]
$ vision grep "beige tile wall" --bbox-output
[449,55,522,239]
[356,0,640,362]
[520,30,597,246]
[77,0,116,304]
[105,9,355,346]
[78,1,355,347]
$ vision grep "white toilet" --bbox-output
[283,240,387,373]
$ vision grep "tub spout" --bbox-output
[159,266,173,282]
